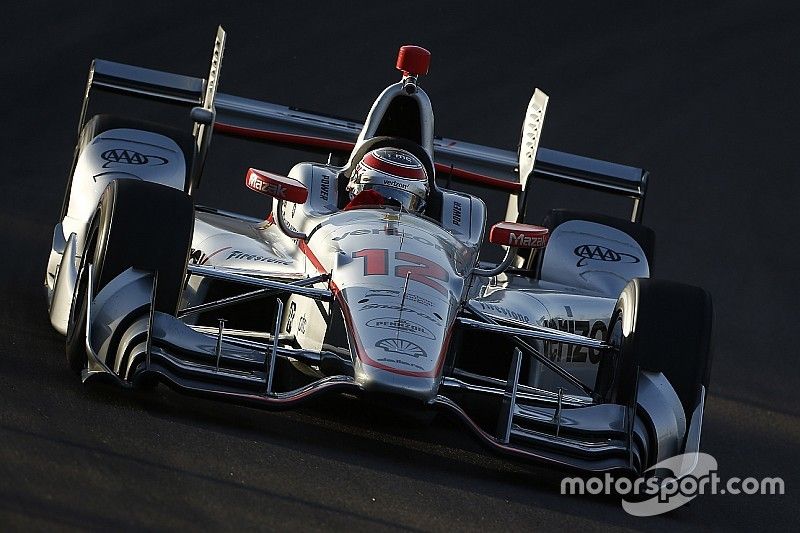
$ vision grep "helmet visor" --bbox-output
[359,183,425,212]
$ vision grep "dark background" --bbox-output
[2,1,798,530]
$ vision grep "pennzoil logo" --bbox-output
[101,149,168,168]
[366,317,435,340]
[574,244,640,267]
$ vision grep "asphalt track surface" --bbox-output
[3,1,799,531]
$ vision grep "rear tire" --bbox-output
[596,278,713,419]
[65,179,194,374]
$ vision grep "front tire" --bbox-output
[65,179,194,374]
[596,278,713,420]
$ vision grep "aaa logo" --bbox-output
[574,244,640,267]
[101,149,168,168]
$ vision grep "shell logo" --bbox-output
[375,338,427,358]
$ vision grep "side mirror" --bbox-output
[474,222,549,277]
[246,168,308,204]
[489,222,549,249]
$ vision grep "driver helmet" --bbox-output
[347,147,429,213]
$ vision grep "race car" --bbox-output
[45,27,712,476]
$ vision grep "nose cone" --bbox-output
[354,359,439,402]
[337,286,450,402]
[309,209,468,402]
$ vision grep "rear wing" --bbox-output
[76,27,648,222]
[214,94,649,222]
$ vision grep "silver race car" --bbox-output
[45,28,712,476]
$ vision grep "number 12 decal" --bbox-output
[352,248,449,295]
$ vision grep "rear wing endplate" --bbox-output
[77,26,226,192]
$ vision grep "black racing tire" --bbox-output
[65,179,194,374]
[595,278,713,419]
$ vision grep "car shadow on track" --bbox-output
[78,381,642,520]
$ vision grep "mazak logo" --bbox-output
[101,149,168,168]
[248,174,287,198]
[509,232,547,248]
[574,244,640,267]
[366,317,435,340]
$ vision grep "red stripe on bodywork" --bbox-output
[214,122,522,193]
[298,239,327,275]
[215,122,354,152]
[433,162,522,193]
[199,246,232,265]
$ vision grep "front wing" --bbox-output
[82,265,700,477]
